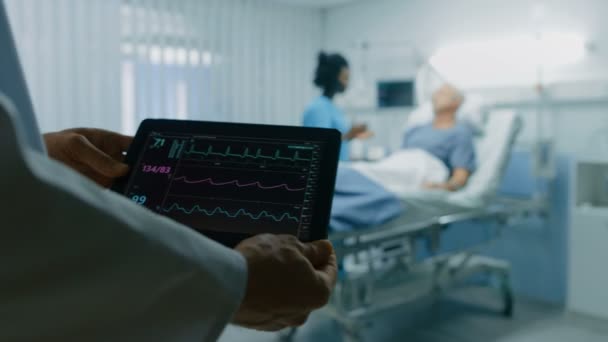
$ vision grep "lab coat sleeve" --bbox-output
[0,109,247,341]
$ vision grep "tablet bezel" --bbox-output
[112,119,341,244]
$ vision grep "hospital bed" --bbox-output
[281,109,549,342]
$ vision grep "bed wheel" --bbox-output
[278,328,298,342]
[502,286,514,318]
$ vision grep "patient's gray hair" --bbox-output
[444,84,465,103]
[432,84,465,111]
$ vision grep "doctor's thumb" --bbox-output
[302,240,334,268]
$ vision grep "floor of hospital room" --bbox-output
[219,286,608,342]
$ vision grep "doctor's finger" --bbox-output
[103,131,133,158]
[71,128,133,160]
[301,240,334,268]
[110,132,133,150]
[301,253,336,309]
[258,323,289,332]
[72,161,114,188]
[70,135,129,178]
[314,252,338,290]
[277,313,311,327]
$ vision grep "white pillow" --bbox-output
[457,94,486,133]
[447,110,521,207]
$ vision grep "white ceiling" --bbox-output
[269,0,362,9]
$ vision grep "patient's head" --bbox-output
[432,84,464,116]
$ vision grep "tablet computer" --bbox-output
[112,119,341,247]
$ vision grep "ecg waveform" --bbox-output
[174,176,306,192]
[163,203,299,222]
[130,133,321,239]
[180,144,312,162]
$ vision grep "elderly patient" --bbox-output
[402,84,476,191]
[350,84,476,195]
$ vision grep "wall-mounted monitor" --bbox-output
[377,80,415,108]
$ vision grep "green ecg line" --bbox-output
[288,145,314,150]
[184,145,311,162]
[163,203,299,222]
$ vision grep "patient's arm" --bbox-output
[424,168,470,192]
[425,126,475,192]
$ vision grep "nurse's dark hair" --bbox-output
[314,52,349,95]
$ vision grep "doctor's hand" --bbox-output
[233,234,337,331]
[43,128,133,188]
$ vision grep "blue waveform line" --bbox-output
[183,144,311,162]
[163,203,300,223]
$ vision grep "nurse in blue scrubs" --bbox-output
[303,52,372,161]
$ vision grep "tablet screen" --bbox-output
[115,121,340,246]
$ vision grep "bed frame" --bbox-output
[281,196,547,342]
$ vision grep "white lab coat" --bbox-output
[0,2,247,341]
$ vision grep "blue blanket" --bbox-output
[330,166,404,232]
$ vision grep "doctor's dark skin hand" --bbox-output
[43,128,132,188]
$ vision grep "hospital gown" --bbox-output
[303,95,350,161]
[402,123,476,173]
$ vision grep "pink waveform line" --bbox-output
[174,176,306,192]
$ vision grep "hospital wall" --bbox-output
[4,0,322,134]
[324,0,608,156]
[324,0,608,81]
[325,0,608,305]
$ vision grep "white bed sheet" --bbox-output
[348,109,521,209]
[350,149,449,196]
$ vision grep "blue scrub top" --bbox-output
[402,123,476,173]
[302,96,349,161]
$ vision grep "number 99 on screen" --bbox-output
[131,195,147,205]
